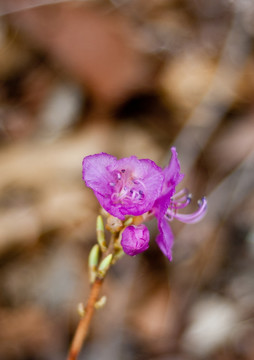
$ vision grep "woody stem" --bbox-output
[67,234,117,360]
[67,278,103,360]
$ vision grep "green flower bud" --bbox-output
[97,254,113,278]
[106,215,123,232]
[124,217,133,226]
[77,302,86,317]
[94,295,107,309]
[88,244,100,283]
[96,215,107,252]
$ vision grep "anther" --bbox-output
[139,190,144,200]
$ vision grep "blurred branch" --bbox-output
[67,278,103,360]
[207,148,254,220]
[173,4,251,173]
[0,0,71,16]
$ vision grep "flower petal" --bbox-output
[138,158,164,208]
[163,147,184,191]
[83,153,127,219]
[94,191,125,220]
[82,153,116,195]
[155,216,174,261]
[121,224,150,256]
[153,147,184,216]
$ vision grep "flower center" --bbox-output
[110,169,145,206]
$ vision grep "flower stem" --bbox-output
[67,233,118,360]
[67,278,103,360]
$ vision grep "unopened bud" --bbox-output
[77,302,86,317]
[88,244,100,267]
[94,295,107,309]
[106,216,123,232]
[124,217,133,226]
[88,244,100,283]
[98,254,112,278]
[96,215,107,252]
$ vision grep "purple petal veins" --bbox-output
[121,225,150,256]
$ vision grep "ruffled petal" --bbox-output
[94,191,125,220]
[163,147,184,192]
[153,191,174,218]
[82,153,116,196]
[138,158,164,207]
[153,147,184,217]
[155,216,174,261]
[121,224,150,256]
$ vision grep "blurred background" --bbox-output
[0,0,253,359]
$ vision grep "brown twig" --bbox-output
[67,233,118,360]
[67,278,103,360]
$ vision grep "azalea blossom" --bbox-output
[82,148,207,261]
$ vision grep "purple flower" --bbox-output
[121,224,150,256]
[82,152,164,220]
[82,149,207,261]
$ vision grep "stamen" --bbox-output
[130,189,136,200]
[174,195,192,209]
[171,197,207,224]
[132,178,145,188]
[118,187,128,200]
[170,188,192,209]
[110,170,146,205]
[172,188,190,200]
[165,211,175,221]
